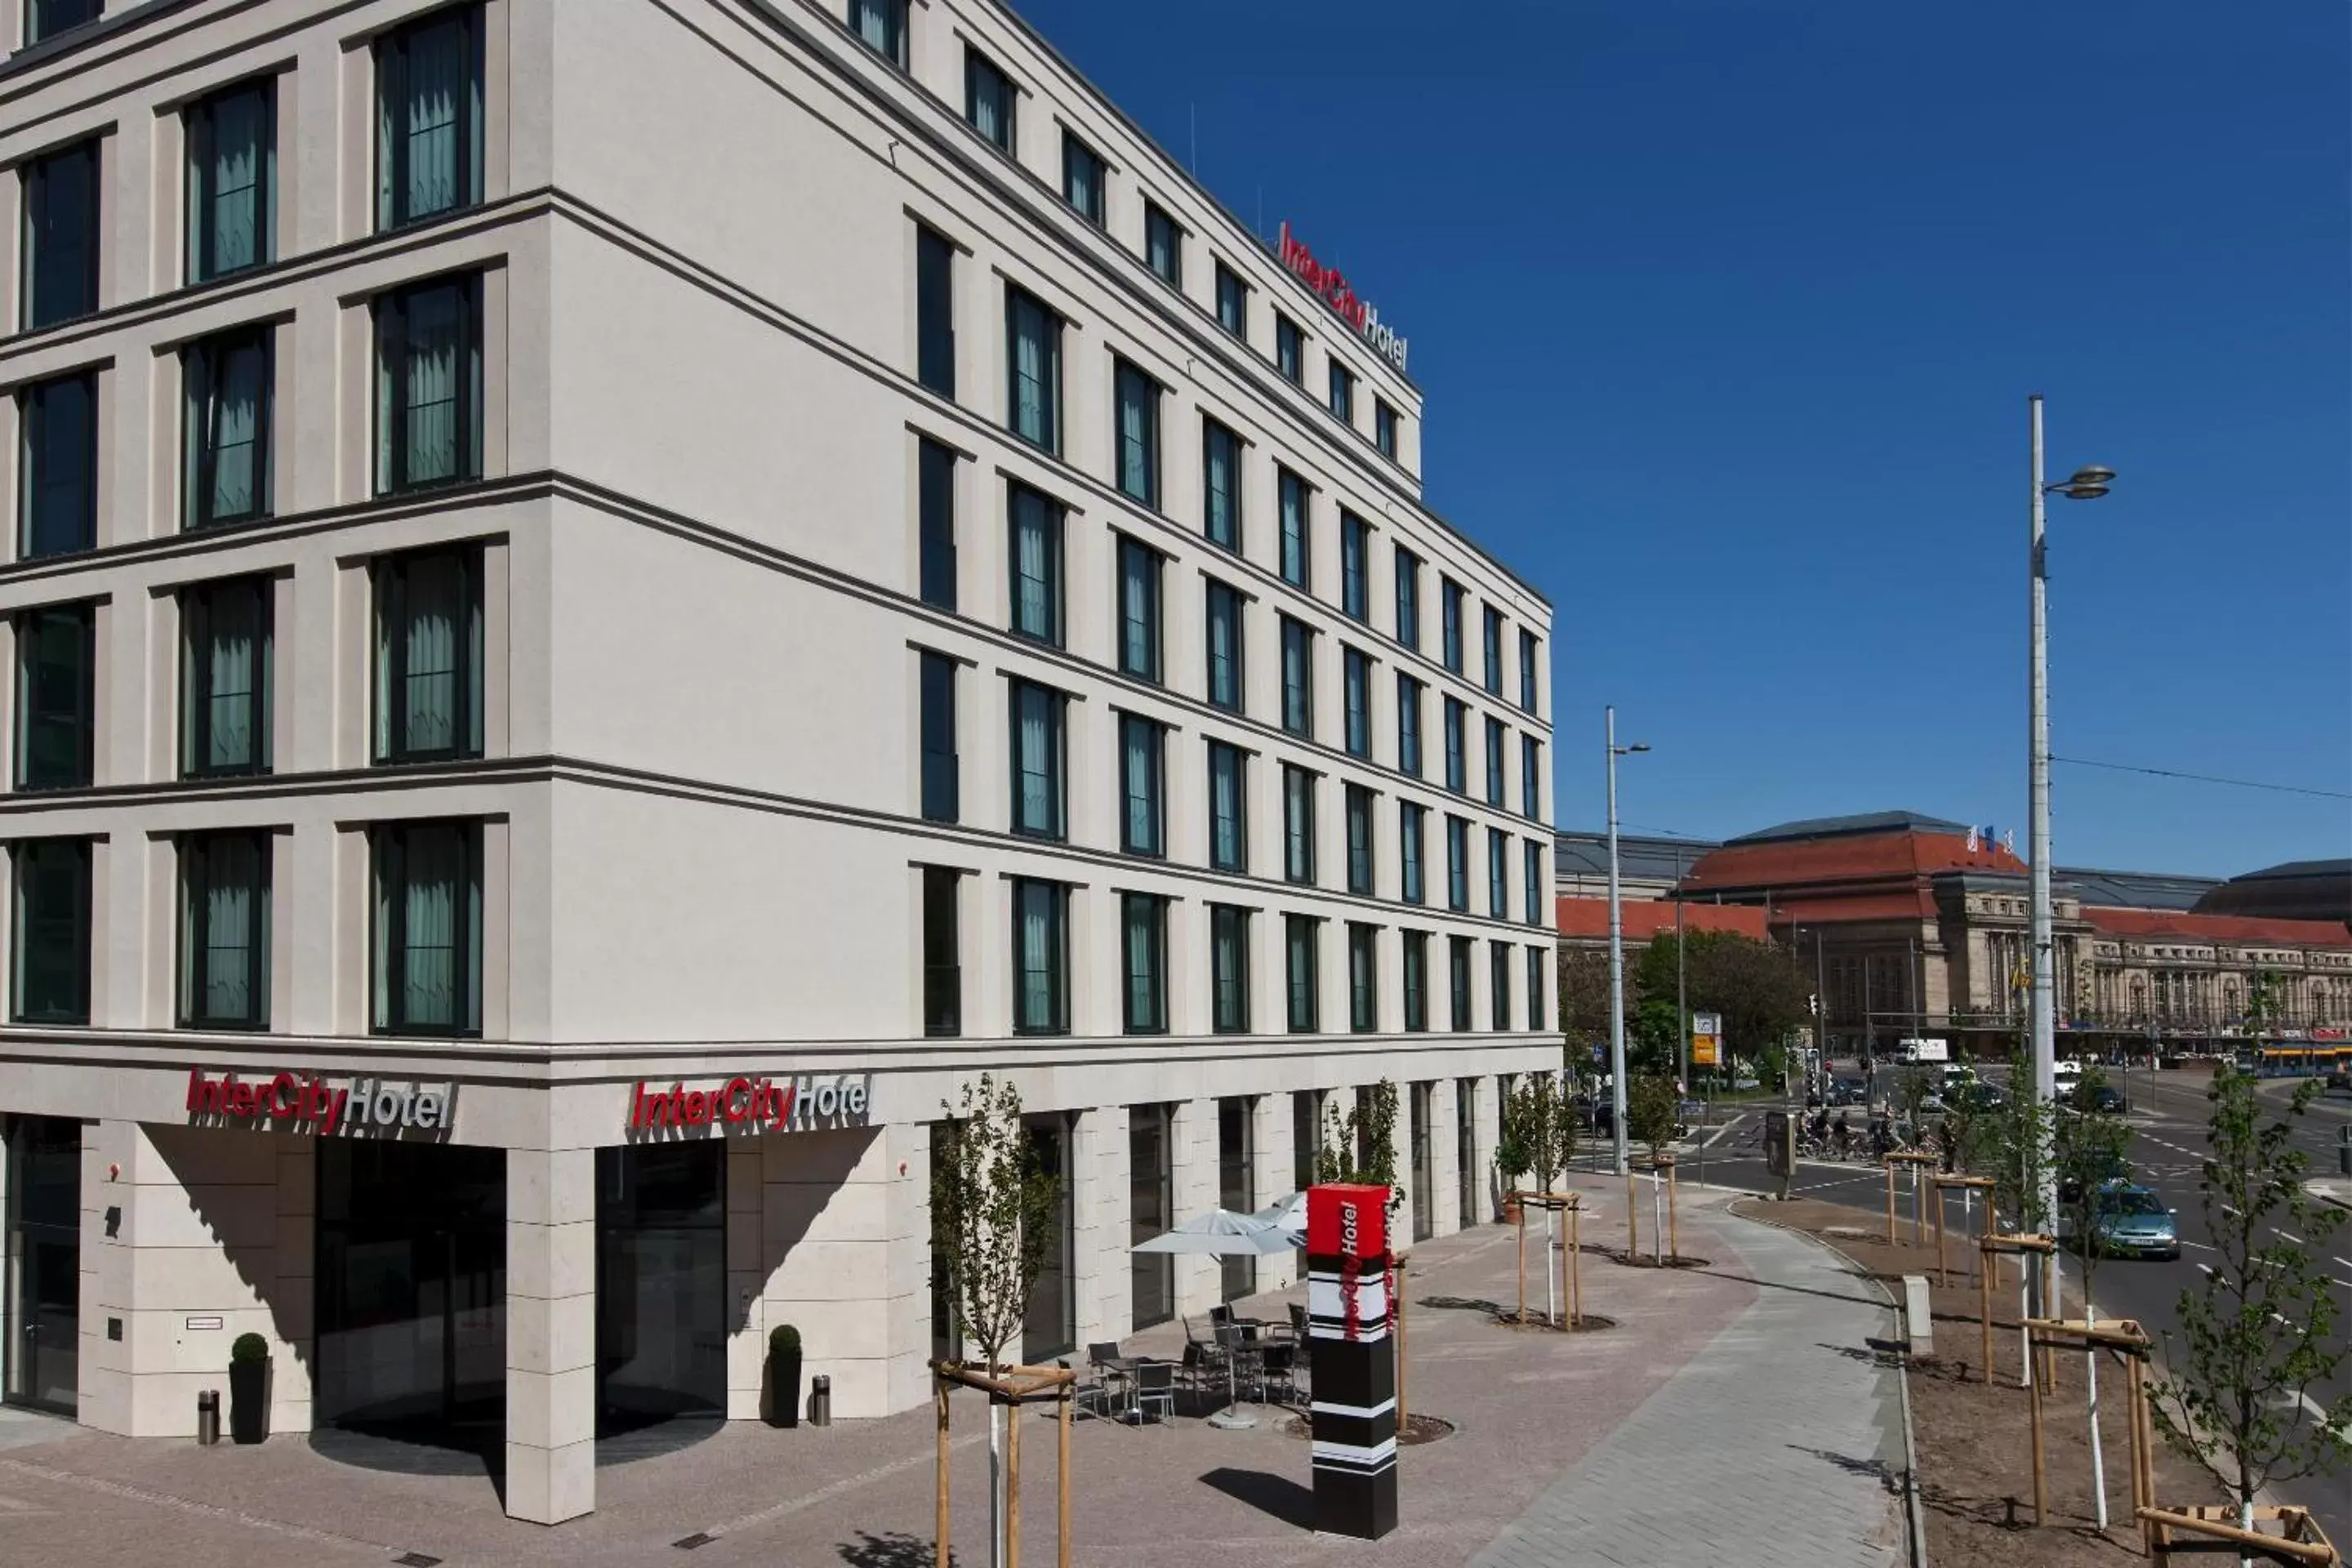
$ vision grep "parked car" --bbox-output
[2057,1182,2180,1259]
[1950,1081,2008,1112]
[1828,1077,1870,1107]
[2073,1083,2128,1116]
[2058,1149,2131,1205]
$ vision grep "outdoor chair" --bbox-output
[1207,1303,1233,1330]
[1178,1340,1225,1405]
[1258,1339,1298,1405]
[1134,1360,1176,1425]
[1083,1342,1131,1421]
[1214,1324,1264,1404]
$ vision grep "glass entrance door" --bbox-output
[3,1116,81,1415]
[595,1142,724,1436]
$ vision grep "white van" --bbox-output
[1895,1037,1950,1066]
[2052,1058,2084,1085]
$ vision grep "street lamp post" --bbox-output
[1605,707,1649,1177]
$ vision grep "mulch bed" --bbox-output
[1604,1252,1712,1271]
[1281,1412,1455,1446]
[1490,1311,1618,1333]
[1732,1197,2228,1568]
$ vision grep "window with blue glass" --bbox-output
[1398,801,1425,905]
[1518,629,1540,713]
[1007,482,1063,645]
[373,272,483,495]
[1487,827,1508,918]
[375,5,483,232]
[371,819,482,1037]
[1375,399,1398,460]
[184,325,273,530]
[1121,893,1167,1035]
[372,545,483,766]
[12,838,90,1026]
[21,140,98,330]
[1008,678,1066,840]
[1010,877,1069,1036]
[1120,715,1165,857]
[1441,578,1464,673]
[24,0,99,46]
[1202,419,1241,550]
[1521,734,1542,820]
[1523,840,1543,925]
[918,651,956,823]
[1396,675,1423,777]
[1116,537,1161,681]
[1278,468,1309,589]
[1482,606,1504,695]
[1005,287,1063,452]
[180,831,270,1031]
[1445,815,1468,911]
[1276,314,1303,382]
[1348,923,1377,1033]
[1285,914,1319,1032]
[1394,548,1420,650]
[15,604,92,793]
[1485,717,1506,808]
[919,438,956,610]
[1490,942,1511,1031]
[916,225,956,398]
[19,372,96,560]
[1340,514,1369,621]
[1207,740,1246,872]
[1443,697,1466,793]
[1342,648,1370,759]
[186,80,274,283]
[1144,203,1182,287]
[181,577,271,781]
[1279,617,1312,737]
[1527,946,1545,1031]
[1215,261,1246,337]
[848,0,906,66]
[1210,904,1250,1033]
[1449,935,1472,1031]
[1344,784,1373,897]
[1114,359,1159,507]
[1282,764,1316,884]
[923,866,961,1038]
[1401,930,1428,1032]
[964,49,1015,153]
[1328,362,1355,423]
[1205,581,1243,712]
[1061,132,1106,226]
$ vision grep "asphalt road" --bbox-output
[1655,1067,2352,1551]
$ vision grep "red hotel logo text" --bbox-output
[1276,222,1409,374]
[627,1073,871,1132]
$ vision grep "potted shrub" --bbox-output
[766,1323,803,1428]
[1495,1133,1531,1224]
[227,1333,270,1444]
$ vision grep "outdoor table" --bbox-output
[1097,1356,1139,1420]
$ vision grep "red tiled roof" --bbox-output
[2084,906,2352,950]
[1686,830,2026,895]
[1555,898,1771,942]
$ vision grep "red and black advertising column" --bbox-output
[1306,1182,1397,1539]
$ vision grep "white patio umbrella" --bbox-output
[1130,1208,1293,1428]
[1251,1190,1307,1244]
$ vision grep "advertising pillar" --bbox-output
[1306,1183,1397,1539]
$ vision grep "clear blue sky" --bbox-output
[1017,0,2352,878]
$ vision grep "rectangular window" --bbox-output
[1280,617,1312,737]
[19,372,97,560]
[1483,606,1504,695]
[1215,262,1246,337]
[1210,905,1250,1032]
[1394,548,1421,650]
[1485,717,1506,808]
[1121,893,1167,1034]
[1116,537,1161,680]
[1278,468,1310,589]
[186,79,274,283]
[1443,697,1466,793]
[1285,915,1319,1032]
[1526,946,1545,1033]
[373,272,483,495]
[180,577,272,780]
[179,831,270,1031]
[1343,647,1370,759]
[964,50,1015,153]
[1113,359,1159,507]
[1375,399,1398,460]
[15,604,93,792]
[1519,629,1540,713]
[1446,815,1469,911]
[1010,878,1069,1036]
[183,325,273,529]
[1202,419,1241,550]
[371,819,482,1037]
[916,225,956,398]
[1119,715,1165,857]
[1396,675,1423,777]
[922,866,960,1037]
[1339,514,1369,621]
[1205,580,1244,712]
[1007,482,1063,645]
[25,0,99,46]
[1061,132,1106,226]
[849,0,906,66]
[1441,579,1464,673]
[918,437,957,609]
[919,651,957,823]
[372,545,483,765]
[1490,942,1512,1031]
[1401,931,1428,1032]
[1282,764,1316,885]
[1008,679,1066,840]
[1524,840,1543,925]
[1275,314,1303,382]
[21,140,98,330]
[1344,783,1374,897]
[1521,735,1542,821]
[1488,827,1508,918]
[375,5,484,231]
[1329,362,1356,423]
[1143,202,1182,287]
[11,839,90,1025]
[1449,935,1472,1031]
[1207,740,1247,872]
[1398,801,1425,905]
[1004,287,1063,452]
[1348,924,1378,1032]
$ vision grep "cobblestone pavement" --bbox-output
[1469,1208,1904,1568]
[0,1183,1904,1567]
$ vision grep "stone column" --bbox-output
[272,1138,315,1432]
[1169,1098,1220,1316]
[506,1147,596,1526]
[1468,1074,1502,1225]
[724,1142,765,1420]
[760,1123,931,1419]
[1429,1078,1462,1239]
[1252,1095,1298,1291]
[1070,1105,1130,1351]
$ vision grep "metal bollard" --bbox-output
[196,1389,220,1446]
[808,1374,832,1428]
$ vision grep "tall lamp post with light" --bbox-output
[2026,392,2115,1243]
[1605,707,1649,1177]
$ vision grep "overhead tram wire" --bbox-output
[2051,756,2352,802]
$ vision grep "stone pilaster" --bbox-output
[1468,1072,1502,1224]
[1430,1077,1462,1238]
[1252,1094,1297,1291]
[724,1143,764,1419]
[1070,1105,1129,1349]
[505,1147,595,1526]
[760,1122,930,1419]
[1169,1098,1220,1316]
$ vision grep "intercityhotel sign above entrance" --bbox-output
[185,1069,456,1135]
[626,1073,872,1134]
[1276,221,1409,374]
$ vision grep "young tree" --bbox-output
[1500,1072,1575,1194]
[1316,1079,1405,1214]
[2053,1062,2134,1529]
[1557,946,1626,1049]
[1987,1048,2056,1236]
[1627,1073,1681,1161]
[1891,1066,1936,1134]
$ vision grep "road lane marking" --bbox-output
[2277,1230,2305,1246]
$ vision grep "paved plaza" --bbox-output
[0,1181,1904,1568]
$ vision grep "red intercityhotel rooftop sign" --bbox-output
[1277,222,1409,375]
[185,1069,455,1136]
[626,1073,872,1133]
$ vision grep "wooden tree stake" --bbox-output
[1935,1187,1949,1288]
[1667,1160,1681,1263]
[1057,1385,1071,1568]
[1626,1169,1640,1257]
[1977,1242,1993,1386]
[1884,1162,1897,1245]
[1515,1201,1527,1324]
[1569,1202,1583,1326]
[2027,1329,2047,1525]
[1006,1394,1022,1568]
[935,1376,951,1568]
